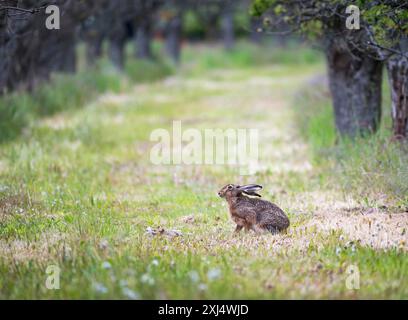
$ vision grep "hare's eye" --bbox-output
[227,185,233,190]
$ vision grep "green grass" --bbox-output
[293,75,408,207]
[181,40,323,76]
[0,42,407,299]
[0,50,172,144]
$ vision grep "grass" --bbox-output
[181,40,323,76]
[293,75,408,207]
[0,47,173,144]
[0,42,407,299]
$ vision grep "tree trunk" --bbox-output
[386,39,408,140]
[201,14,219,42]
[108,21,127,70]
[0,33,10,94]
[136,19,152,59]
[86,36,103,66]
[250,17,262,45]
[165,14,182,63]
[109,37,125,70]
[221,9,234,50]
[325,41,383,137]
[55,38,77,73]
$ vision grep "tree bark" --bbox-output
[386,38,408,140]
[135,19,152,59]
[250,17,262,45]
[49,35,77,74]
[221,9,234,50]
[86,35,104,66]
[325,41,383,137]
[108,20,128,70]
[109,36,125,70]
[164,13,182,63]
[387,58,408,140]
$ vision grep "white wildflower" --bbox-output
[94,282,108,294]
[207,268,222,281]
[140,273,155,285]
[335,247,342,256]
[198,283,208,291]
[189,271,200,283]
[122,287,140,300]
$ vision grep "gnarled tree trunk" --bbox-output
[386,39,408,140]
[325,40,383,137]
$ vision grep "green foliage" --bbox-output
[250,0,275,17]
[250,0,407,48]
[183,8,252,39]
[183,10,207,39]
[361,3,408,47]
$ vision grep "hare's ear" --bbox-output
[239,184,262,197]
[239,184,262,192]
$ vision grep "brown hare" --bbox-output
[218,184,290,234]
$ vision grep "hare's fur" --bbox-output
[218,184,290,234]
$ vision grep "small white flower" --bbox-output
[140,273,155,285]
[151,259,159,266]
[101,261,112,270]
[189,271,200,283]
[99,239,109,250]
[94,282,108,294]
[207,268,222,281]
[335,247,342,256]
[122,287,140,300]
[198,283,208,291]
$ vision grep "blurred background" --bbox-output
[0,0,307,140]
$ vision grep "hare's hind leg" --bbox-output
[265,224,279,235]
[251,224,267,234]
